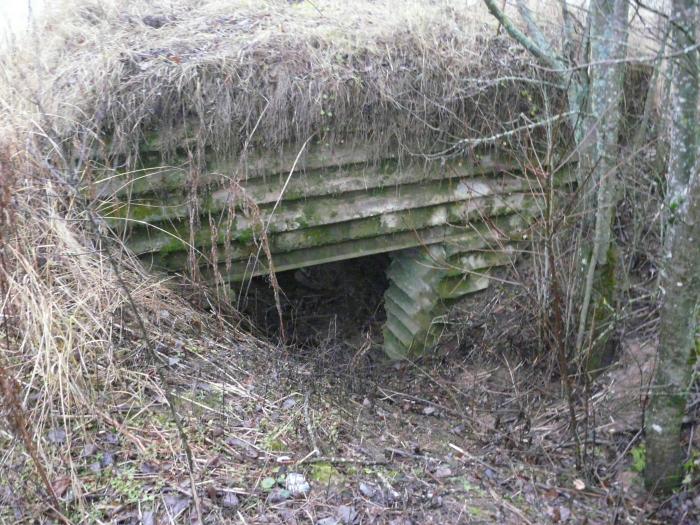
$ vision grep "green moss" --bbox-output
[631,445,646,473]
[234,227,255,244]
[309,462,341,484]
[587,243,619,372]
[263,437,286,452]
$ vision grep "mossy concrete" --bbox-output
[96,140,571,358]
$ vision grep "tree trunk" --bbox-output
[575,0,629,368]
[644,0,699,494]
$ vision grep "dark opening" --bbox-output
[238,254,391,349]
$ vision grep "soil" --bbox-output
[3,258,699,524]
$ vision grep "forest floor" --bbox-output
[2,259,699,525]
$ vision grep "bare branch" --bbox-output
[482,0,568,74]
[516,0,558,61]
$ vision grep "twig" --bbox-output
[303,390,322,456]
[375,470,400,501]
[448,443,497,472]
[422,112,575,158]
[299,456,387,466]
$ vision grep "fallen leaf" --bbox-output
[261,477,276,491]
[51,477,71,497]
[266,488,291,504]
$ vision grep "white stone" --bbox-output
[285,473,311,497]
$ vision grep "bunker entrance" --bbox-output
[239,254,391,349]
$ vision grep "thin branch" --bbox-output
[418,111,575,159]
[516,0,559,62]
[482,0,568,74]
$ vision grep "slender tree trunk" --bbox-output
[645,0,699,494]
[575,0,629,367]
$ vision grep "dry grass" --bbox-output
[0,135,275,518]
[0,0,568,164]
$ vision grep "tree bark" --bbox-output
[644,0,699,494]
[574,0,630,366]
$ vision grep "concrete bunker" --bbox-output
[83,1,574,359]
[99,142,572,358]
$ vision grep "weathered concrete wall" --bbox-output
[96,140,571,358]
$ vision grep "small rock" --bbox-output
[267,488,292,504]
[80,443,98,458]
[221,492,240,508]
[316,518,339,525]
[142,15,167,28]
[141,510,155,525]
[362,398,372,408]
[47,429,66,444]
[434,466,452,479]
[282,398,297,410]
[422,406,436,416]
[359,481,377,498]
[450,424,466,435]
[101,452,114,467]
[285,473,310,497]
[336,505,358,524]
